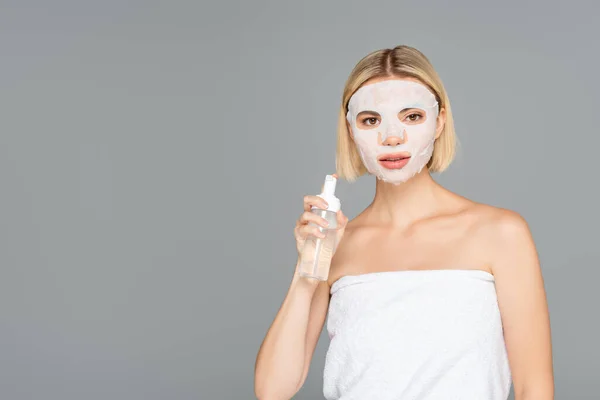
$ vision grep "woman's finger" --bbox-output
[298,211,330,228]
[303,194,328,212]
[297,223,327,239]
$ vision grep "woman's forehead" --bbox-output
[349,80,437,111]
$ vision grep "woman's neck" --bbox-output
[367,168,448,229]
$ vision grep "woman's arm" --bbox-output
[254,268,330,400]
[490,210,554,400]
[255,189,347,399]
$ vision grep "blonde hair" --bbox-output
[336,45,457,182]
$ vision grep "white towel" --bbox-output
[323,269,511,400]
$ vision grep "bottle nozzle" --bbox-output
[314,174,341,212]
[323,174,337,196]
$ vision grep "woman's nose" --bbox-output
[379,129,408,146]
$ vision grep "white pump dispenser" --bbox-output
[312,174,341,213]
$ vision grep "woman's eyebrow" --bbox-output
[357,110,381,116]
[399,106,425,112]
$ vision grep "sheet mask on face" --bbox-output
[346,80,440,185]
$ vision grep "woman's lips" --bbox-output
[377,152,411,169]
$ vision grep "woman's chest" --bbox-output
[330,221,490,282]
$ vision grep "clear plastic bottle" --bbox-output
[298,175,341,281]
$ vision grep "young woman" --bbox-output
[255,45,554,400]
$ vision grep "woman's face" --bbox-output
[346,78,441,185]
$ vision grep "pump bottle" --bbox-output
[298,175,341,281]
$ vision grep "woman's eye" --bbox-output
[406,113,422,122]
[362,117,378,126]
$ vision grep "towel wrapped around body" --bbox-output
[323,269,512,400]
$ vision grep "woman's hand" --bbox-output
[293,174,349,261]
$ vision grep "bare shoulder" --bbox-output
[331,214,364,256]
[336,208,373,239]
[327,214,370,285]
[467,202,532,240]
[466,202,537,274]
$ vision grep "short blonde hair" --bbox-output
[336,45,456,182]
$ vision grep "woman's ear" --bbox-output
[435,108,446,140]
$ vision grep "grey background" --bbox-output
[0,0,598,399]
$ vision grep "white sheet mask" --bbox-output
[346,80,439,185]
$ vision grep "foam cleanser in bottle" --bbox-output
[298,175,341,281]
